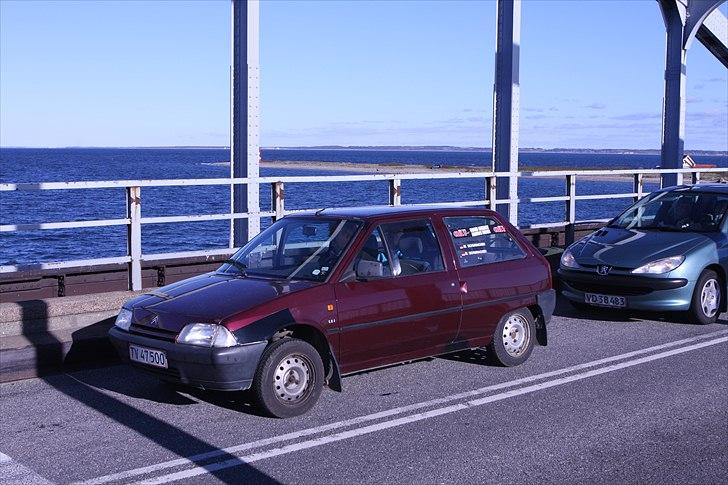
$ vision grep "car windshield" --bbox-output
[218,217,362,281]
[609,190,728,233]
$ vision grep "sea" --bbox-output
[1,148,726,266]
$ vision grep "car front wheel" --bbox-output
[689,269,723,325]
[488,309,536,367]
[252,338,324,418]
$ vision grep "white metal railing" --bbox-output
[1,167,725,289]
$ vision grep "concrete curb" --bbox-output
[0,290,144,382]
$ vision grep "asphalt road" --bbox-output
[1,300,727,485]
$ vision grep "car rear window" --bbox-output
[444,216,525,267]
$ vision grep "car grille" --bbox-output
[129,323,178,342]
[564,281,654,296]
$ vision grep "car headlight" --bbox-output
[561,248,580,269]
[632,255,685,274]
[115,308,133,331]
[176,323,238,348]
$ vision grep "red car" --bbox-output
[109,206,555,417]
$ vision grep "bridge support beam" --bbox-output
[492,0,521,225]
[659,0,688,188]
[658,0,726,188]
[230,0,261,247]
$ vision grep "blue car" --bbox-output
[559,184,727,324]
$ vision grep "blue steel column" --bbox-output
[659,0,688,188]
[230,0,261,247]
[491,0,521,225]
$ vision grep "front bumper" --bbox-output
[109,326,268,391]
[557,268,693,311]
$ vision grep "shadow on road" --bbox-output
[438,348,496,367]
[552,295,727,325]
[19,299,279,484]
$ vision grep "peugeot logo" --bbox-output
[597,265,612,276]
[148,315,160,327]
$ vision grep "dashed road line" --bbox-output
[0,452,52,485]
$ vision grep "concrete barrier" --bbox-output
[0,290,143,382]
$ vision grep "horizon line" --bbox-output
[1,145,727,154]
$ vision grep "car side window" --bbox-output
[351,227,392,279]
[444,216,526,267]
[380,219,445,276]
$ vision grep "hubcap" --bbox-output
[273,353,312,403]
[502,314,530,357]
[700,278,721,318]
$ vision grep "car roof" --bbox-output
[666,183,728,194]
[290,204,498,220]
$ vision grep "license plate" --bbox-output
[129,344,168,368]
[584,293,626,308]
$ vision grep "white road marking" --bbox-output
[0,452,52,485]
[138,335,728,484]
[76,329,728,485]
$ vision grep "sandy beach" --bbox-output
[203,160,726,183]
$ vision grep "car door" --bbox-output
[443,214,544,346]
[333,218,461,374]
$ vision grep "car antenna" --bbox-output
[315,207,328,216]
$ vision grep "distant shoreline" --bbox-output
[1,146,726,156]
[202,160,727,183]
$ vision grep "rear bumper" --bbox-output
[537,289,556,325]
[108,327,267,391]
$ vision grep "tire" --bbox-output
[488,309,536,367]
[688,269,723,325]
[252,338,324,418]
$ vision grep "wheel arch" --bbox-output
[231,309,342,391]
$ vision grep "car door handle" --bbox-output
[459,281,468,293]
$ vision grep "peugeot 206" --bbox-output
[109,206,555,417]
[559,184,727,324]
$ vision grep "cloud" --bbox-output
[609,112,662,121]
[687,97,703,104]
[585,103,606,110]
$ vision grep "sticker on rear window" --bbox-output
[452,225,492,238]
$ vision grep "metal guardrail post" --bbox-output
[691,170,701,185]
[633,173,644,202]
[271,181,285,221]
[389,178,401,206]
[565,174,576,245]
[487,177,497,211]
[126,186,142,291]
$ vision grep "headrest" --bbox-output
[399,236,423,255]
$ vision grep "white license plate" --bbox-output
[129,344,168,368]
[584,293,626,308]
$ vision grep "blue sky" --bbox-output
[1,0,726,150]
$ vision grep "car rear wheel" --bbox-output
[688,270,722,325]
[487,309,536,367]
[252,338,324,418]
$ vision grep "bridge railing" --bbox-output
[1,167,725,290]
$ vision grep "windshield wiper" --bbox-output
[222,259,248,276]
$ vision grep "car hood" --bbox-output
[571,227,710,269]
[124,273,317,333]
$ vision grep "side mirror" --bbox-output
[356,260,384,280]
